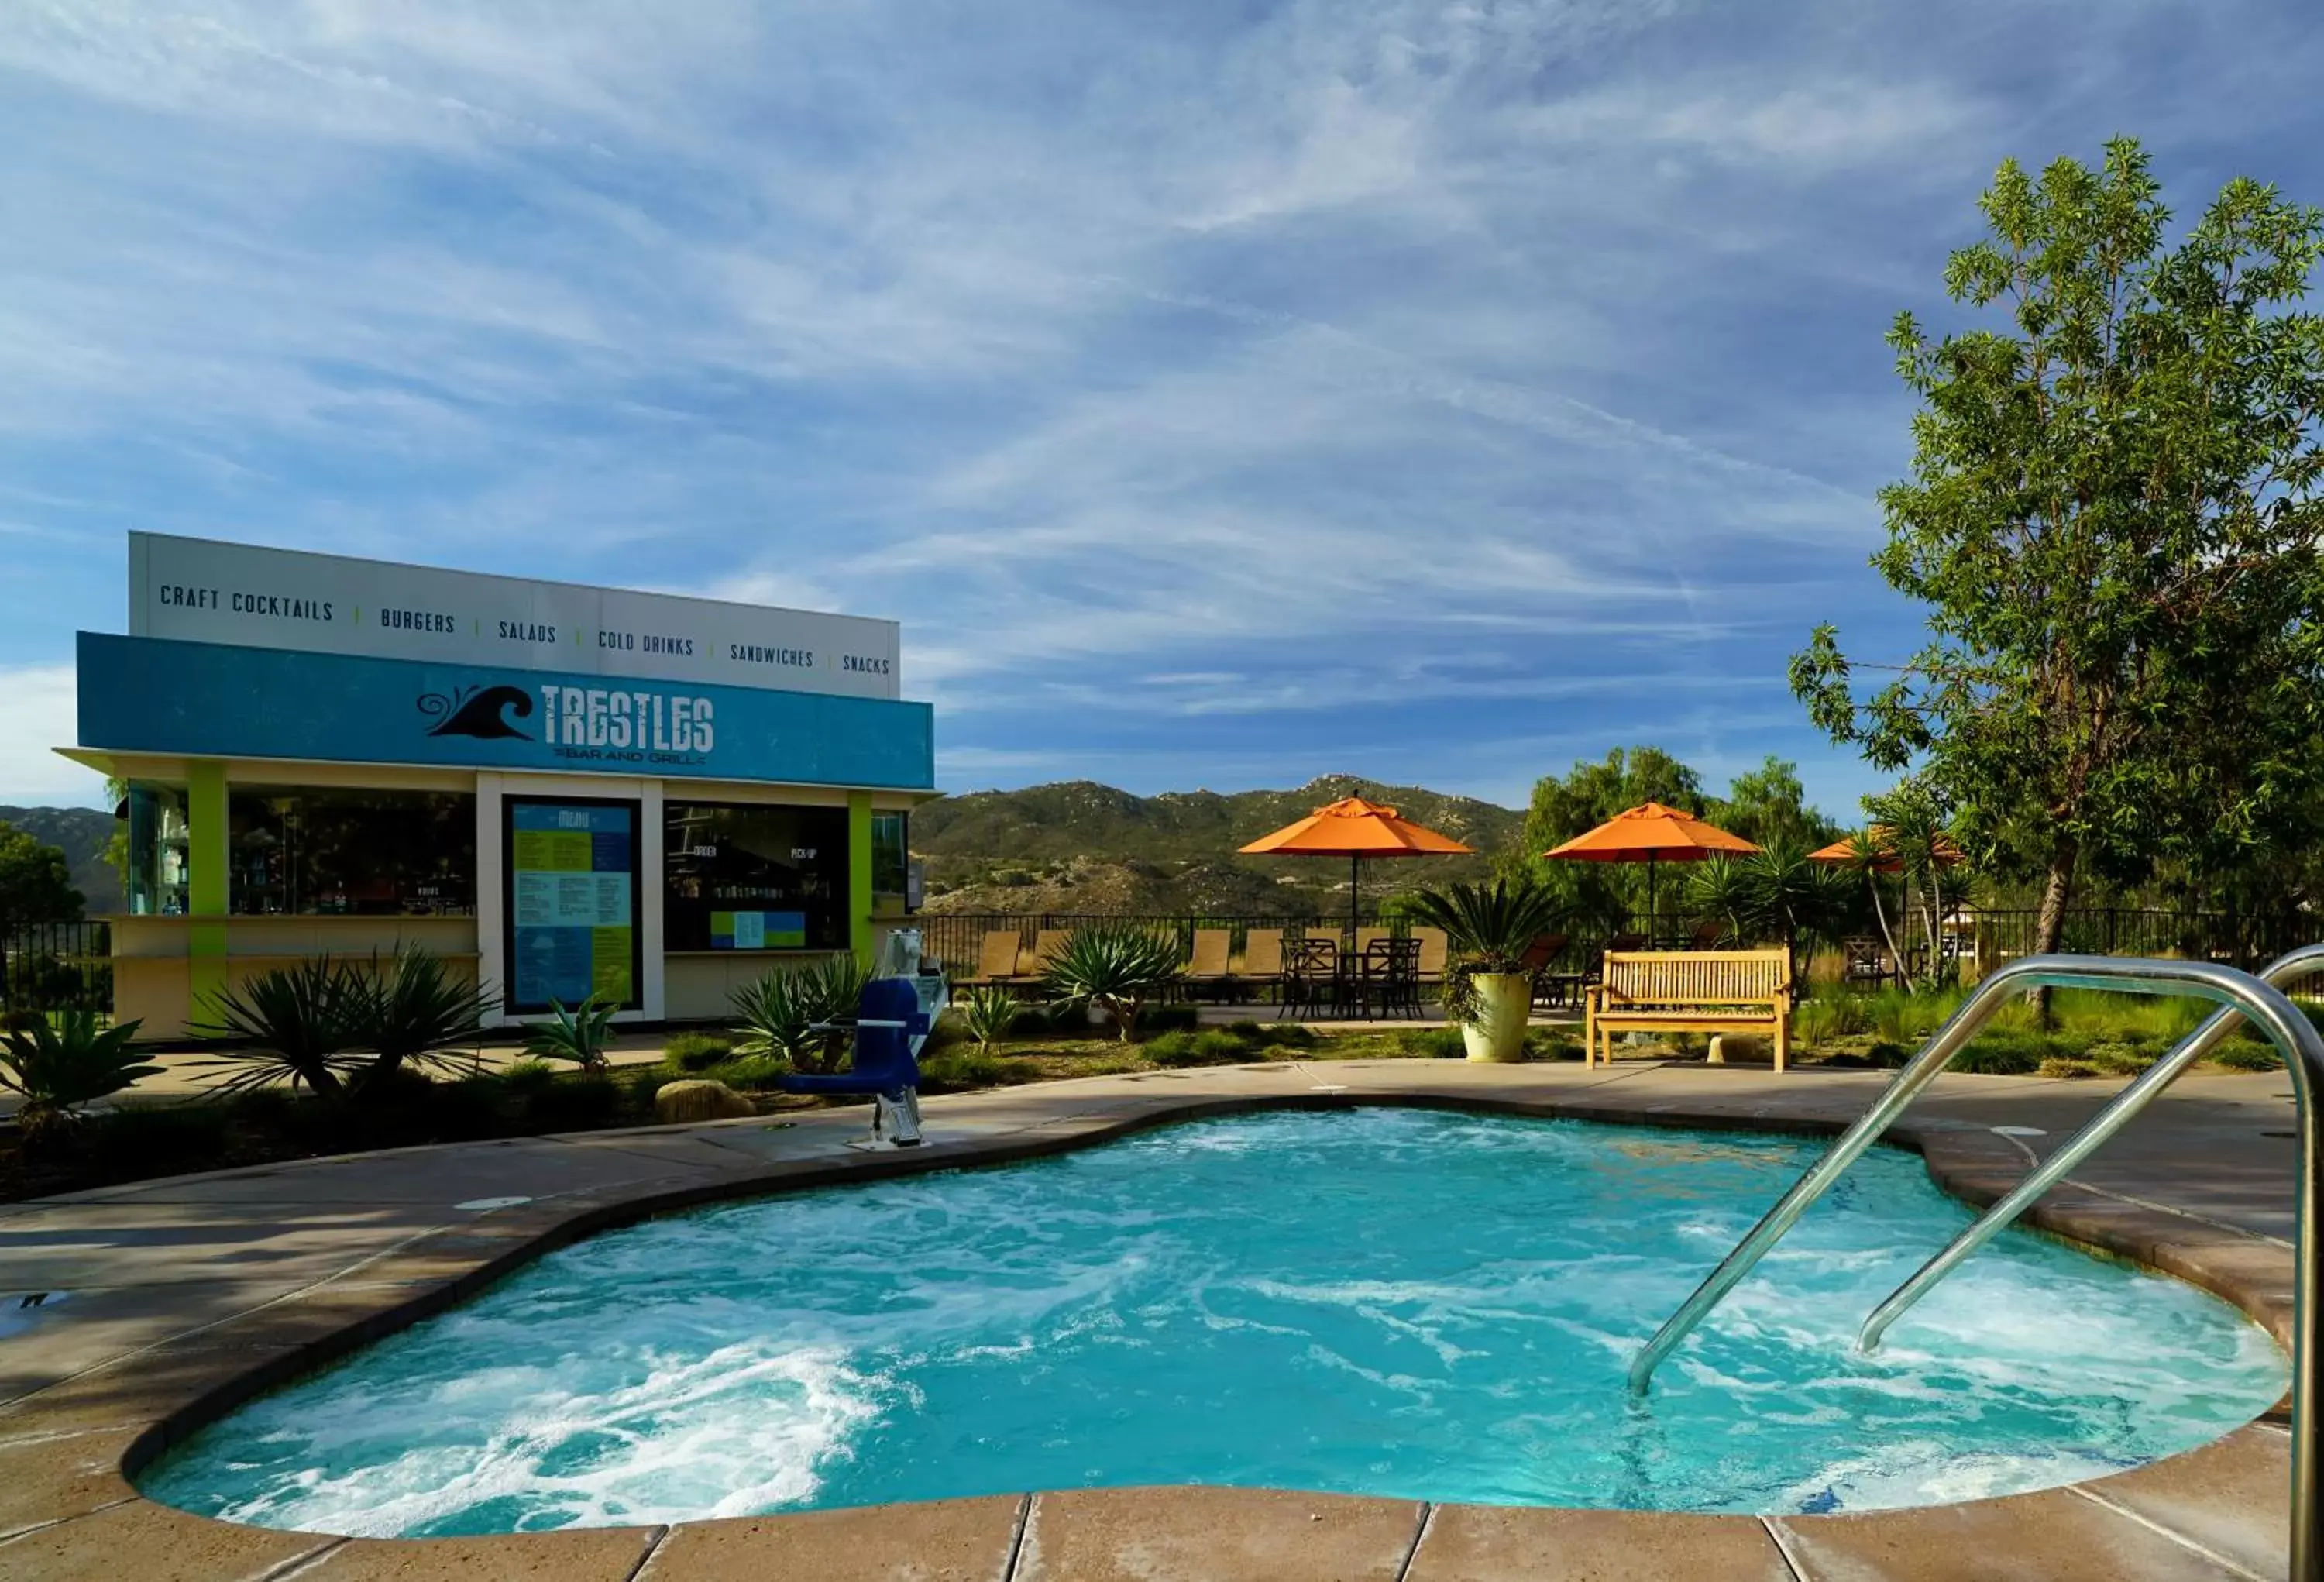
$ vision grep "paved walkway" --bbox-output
[0,1058,2302,1580]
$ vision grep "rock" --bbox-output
[655,1079,757,1123]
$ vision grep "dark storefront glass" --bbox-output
[228,788,476,916]
[871,811,909,897]
[665,802,850,951]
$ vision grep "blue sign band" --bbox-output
[77,632,936,789]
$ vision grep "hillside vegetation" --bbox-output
[0,806,119,916]
[914,776,1520,915]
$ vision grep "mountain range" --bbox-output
[913,776,1521,915]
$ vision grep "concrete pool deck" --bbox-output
[0,1057,2304,1580]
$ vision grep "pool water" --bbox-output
[142,1109,2287,1536]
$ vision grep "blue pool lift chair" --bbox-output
[776,974,929,1147]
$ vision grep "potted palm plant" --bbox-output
[1405,878,1565,1062]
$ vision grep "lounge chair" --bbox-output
[965,930,1026,988]
[1241,928,1285,1004]
[1356,927,1391,956]
[1185,928,1234,1002]
[1027,929,1071,979]
[1411,927,1449,986]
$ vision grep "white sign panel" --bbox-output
[127,532,901,700]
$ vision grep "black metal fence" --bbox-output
[1,920,113,1019]
[911,906,2315,981]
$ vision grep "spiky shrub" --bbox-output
[1042,927,1184,1042]
[1402,878,1566,1026]
[800,953,875,1074]
[958,985,1022,1051]
[0,1012,157,1139]
[190,957,364,1099]
[346,947,495,1089]
[524,993,618,1073]
[731,968,818,1068]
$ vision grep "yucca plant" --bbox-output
[1043,927,1184,1042]
[959,985,1022,1052]
[1683,855,1761,946]
[1739,841,1857,987]
[189,957,364,1098]
[347,947,495,1089]
[524,993,618,1073]
[0,1012,157,1139]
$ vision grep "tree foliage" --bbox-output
[1792,138,2324,960]
[0,823,84,929]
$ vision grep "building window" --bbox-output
[127,784,191,917]
[228,788,476,916]
[871,811,909,897]
[665,802,850,951]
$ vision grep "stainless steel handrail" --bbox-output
[1858,942,2324,1353]
[1621,954,2324,1582]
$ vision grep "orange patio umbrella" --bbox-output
[1240,796,1473,937]
[1544,801,1759,937]
[1808,826,1965,873]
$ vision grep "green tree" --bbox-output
[1513,747,1703,923]
[1793,138,2324,973]
[1711,756,1840,851]
[0,823,84,929]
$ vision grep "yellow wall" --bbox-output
[114,915,480,1039]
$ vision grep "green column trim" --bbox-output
[847,790,875,968]
[186,761,230,1012]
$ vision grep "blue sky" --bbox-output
[5,2,2322,816]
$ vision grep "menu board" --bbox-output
[507,800,639,1011]
[710,910,807,950]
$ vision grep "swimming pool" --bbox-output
[142,1109,2287,1536]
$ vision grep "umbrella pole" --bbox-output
[1648,854,1658,946]
[1350,854,1361,939]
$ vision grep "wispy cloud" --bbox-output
[3,0,2319,811]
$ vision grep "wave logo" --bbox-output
[418,684,535,741]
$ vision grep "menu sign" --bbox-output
[507,800,640,1013]
[129,531,902,700]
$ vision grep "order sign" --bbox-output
[508,801,638,1012]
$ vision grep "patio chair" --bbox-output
[1523,931,1573,1010]
[1185,928,1234,1002]
[1841,935,1891,989]
[1241,928,1285,1006]
[1283,937,1338,1020]
[1356,927,1391,956]
[1359,936,1422,1020]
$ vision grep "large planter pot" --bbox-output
[1460,972,1532,1063]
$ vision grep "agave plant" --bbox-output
[346,947,495,1089]
[958,985,1022,1052]
[731,968,820,1068]
[189,957,365,1098]
[524,993,618,1073]
[800,951,875,1073]
[1043,927,1184,1042]
[0,1012,157,1138]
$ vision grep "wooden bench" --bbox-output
[1584,949,1793,1071]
